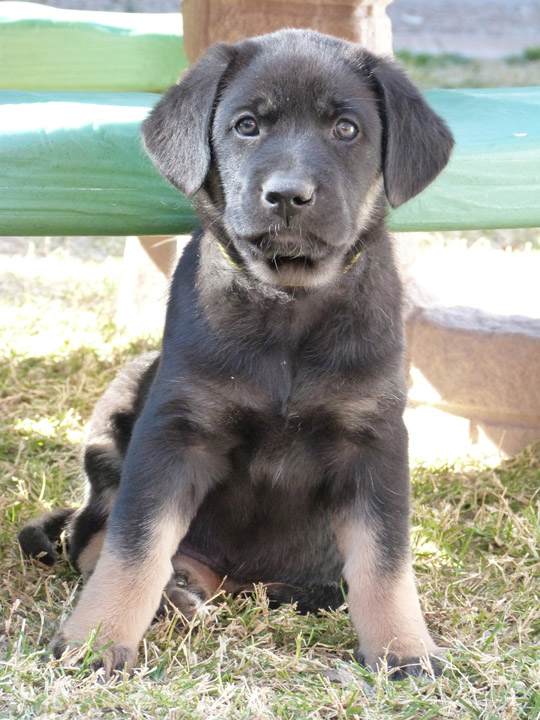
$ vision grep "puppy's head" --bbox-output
[143,30,453,289]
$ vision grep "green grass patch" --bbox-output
[523,47,540,62]
[395,49,540,89]
[396,50,472,69]
[1,241,539,718]
[507,47,540,65]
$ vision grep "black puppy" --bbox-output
[19,29,453,678]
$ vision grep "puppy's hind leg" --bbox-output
[67,441,122,580]
[159,553,226,623]
[18,507,75,566]
[65,351,160,581]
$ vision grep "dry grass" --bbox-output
[1,239,539,719]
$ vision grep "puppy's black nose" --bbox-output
[262,174,315,220]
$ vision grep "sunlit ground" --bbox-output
[2,231,539,470]
[1,236,539,719]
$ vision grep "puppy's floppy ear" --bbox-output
[142,43,235,197]
[363,53,454,208]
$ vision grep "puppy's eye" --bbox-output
[333,120,359,141]
[235,116,260,137]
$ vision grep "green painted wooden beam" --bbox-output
[0,3,187,92]
[0,91,195,236]
[1,87,539,236]
[389,86,540,232]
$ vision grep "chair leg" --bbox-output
[137,236,178,277]
[116,236,181,334]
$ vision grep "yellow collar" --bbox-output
[342,250,363,274]
[217,241,244,272]
[216,242,362,285]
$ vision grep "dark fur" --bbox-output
[19,30,453,678]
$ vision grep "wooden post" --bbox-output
[182,0,394,63]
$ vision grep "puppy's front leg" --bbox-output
[334,441,442,678]
[337,516,441,678]
[52,415,227,676]
[52,513,184,675]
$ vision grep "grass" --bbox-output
[1,240,539,720]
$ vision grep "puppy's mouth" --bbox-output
[231,232,341,288]
[240,231,328,263]
[266,254,316,273]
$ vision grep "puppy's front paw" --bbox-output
[355,647,444,680]
[51,629,136,679]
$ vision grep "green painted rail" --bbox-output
[0,91,193,237]
[1,3,539,236]
[388,86,540,232]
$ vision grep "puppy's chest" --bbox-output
[227,373,379,486]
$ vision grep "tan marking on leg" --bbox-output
[77,529,106,581]
[335,517,439,668]
[57,515,188,670]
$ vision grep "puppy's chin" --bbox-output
[243,251,346,289]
